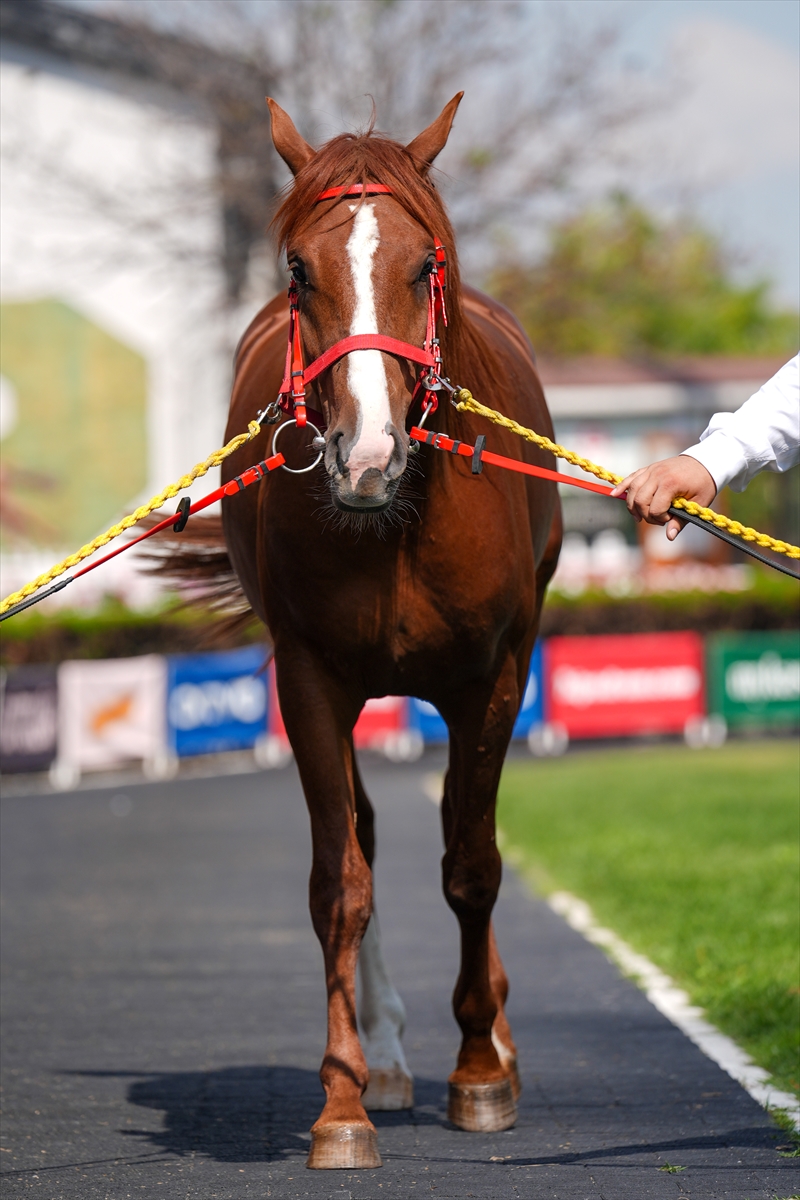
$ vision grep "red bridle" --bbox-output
[270,183,448,428]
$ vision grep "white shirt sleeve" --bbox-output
[681,354,800,493]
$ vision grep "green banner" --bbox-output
[707,632,800,729]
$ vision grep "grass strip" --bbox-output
[497,740,799,1096]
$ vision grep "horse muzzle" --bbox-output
[324,424,407,511]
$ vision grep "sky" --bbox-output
[613,0,799,304]
[62,0,800,307]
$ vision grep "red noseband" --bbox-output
[271,183,448,428]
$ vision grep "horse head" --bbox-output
[268,95,463,513]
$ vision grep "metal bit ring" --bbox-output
[271,418,325,474]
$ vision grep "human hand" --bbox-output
[610,455,717,541]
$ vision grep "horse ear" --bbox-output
[405,93,464,173]
[266,97,315,176]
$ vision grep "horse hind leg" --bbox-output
[359,914,414,1109]
[353,761,414,1110]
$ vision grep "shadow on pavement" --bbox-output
[63,1067,450,1163]
[61,1067,784,1173]
[501,1127,784,1169]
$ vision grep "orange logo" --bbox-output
[89,693,134,734]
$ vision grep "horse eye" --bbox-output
[418,259,435,283]
[289,262,308,286]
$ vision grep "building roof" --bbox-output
[536,356,788,388]
[536,355,790,421]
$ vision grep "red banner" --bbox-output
[269,666,407,751]
[546,632,705,738]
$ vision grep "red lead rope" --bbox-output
[0,452,287,622]
[411,426,800,579]
[275,183,448,427]
[409,427,615,496]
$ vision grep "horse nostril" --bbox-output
[384,428,408,481]
[324,430,347,477]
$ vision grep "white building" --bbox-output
[0,1,275,608]
[539,355,789,592]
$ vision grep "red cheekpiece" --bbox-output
[275,184,447,427]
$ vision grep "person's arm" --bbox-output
[611,355,799,540]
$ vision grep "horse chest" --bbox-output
[265,519,529,691]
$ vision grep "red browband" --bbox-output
[316,183,394,202]
[274,183,447,427]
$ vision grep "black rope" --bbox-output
[0,576,73,623]
[668,506,800,579]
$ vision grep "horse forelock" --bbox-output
[273,132,454,250]
[271,129,505,430]
[273,137,463,342]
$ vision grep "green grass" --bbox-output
[497,741,800,1096]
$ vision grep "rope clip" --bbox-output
[256,400,284,426]
[409,396,436,454]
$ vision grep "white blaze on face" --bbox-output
[345,203,394,485]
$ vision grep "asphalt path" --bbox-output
[1,757,795,1199]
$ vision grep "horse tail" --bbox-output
[140,515,259,642]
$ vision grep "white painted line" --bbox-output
[424,776,798,1128]
[548,890,799,1128]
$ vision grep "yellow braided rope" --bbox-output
[455,390,800,561]
[3,386,797,618]
[0,420,263,615]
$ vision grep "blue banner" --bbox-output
[409,641,543,744]
[407,696,448,743]
[167,646,269,757]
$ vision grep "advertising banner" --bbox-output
[512,641,544,739]
[546,632,705,739]
[407,696,448,744]
[168,646,269,757]
[268,664,408,754]
[707,632,800,729]
[0,665,58,774]
[353,696,408,751]
[409,642,543,744]
[57,656,167,771]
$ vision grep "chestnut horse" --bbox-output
[220,95,561,1169]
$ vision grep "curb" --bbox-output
[548,889,799,1129]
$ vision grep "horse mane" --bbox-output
[272,130,499,396]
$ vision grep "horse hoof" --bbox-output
[363,1066,414,1110]
[447,1078,517,1132]
[306,1123,383,1170]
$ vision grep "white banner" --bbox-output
[57,656,167,771]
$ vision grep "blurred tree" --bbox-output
[10,0,649,308]
[490,193,800,358]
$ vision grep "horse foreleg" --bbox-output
[440,655,520,1132]
[275,648,380,1170]
[351,762,414,1110]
